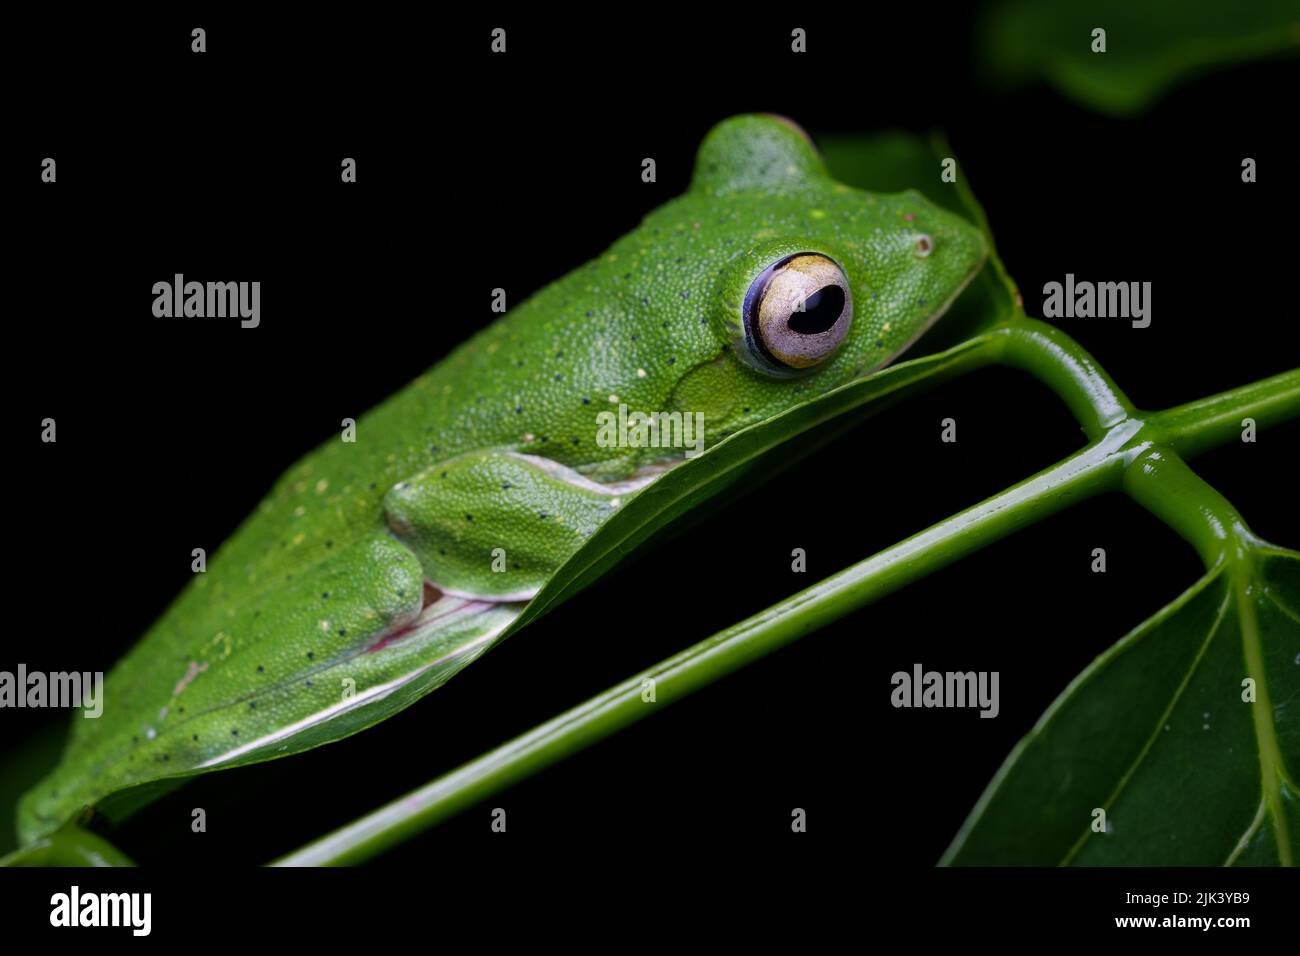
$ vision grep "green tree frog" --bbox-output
[18,114,986,843]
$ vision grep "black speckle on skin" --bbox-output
[502,481,512,490]
[232,729,240,736]
[322,592,330,600]
[163,754,170,761]
[572,437,581,446]
[338,629,347,637]
[440,471,448,479]
[515,406,523,414]
[307,651,315,660]
[668,357,676,365]
[325,540,334,549]
[249,702,257,710]
[585,310,594,317]
[257,665,265,673]
[539,512,548,519]
[305,680,313,688]
[465,514,474,522]
[581,397,590,405]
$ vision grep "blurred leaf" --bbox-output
[979,0,1300,116]
[0,723,67,855]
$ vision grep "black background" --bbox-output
[3,4,1298,919]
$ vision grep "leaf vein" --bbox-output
[1058,582,1231,866]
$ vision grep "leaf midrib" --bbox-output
[1241,574,1296,866]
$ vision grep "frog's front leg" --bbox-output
[384,451,644,601]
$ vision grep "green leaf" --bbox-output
[978,0,1300,116]
[942,547,1300,865]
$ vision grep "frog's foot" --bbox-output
[383,450,656,601]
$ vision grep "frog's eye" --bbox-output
[742,253,853,372]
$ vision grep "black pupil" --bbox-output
[787,285,844,335]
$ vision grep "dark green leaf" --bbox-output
[978,0,1300,116]
[943,548,1300,865]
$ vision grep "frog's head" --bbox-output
[689,114,987,384]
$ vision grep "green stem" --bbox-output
[272,428,1136,866]
[1121,444,1261,570]
[993,316,1136,438]
[1148,367,1300,458]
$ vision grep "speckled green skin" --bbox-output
[18,116,985,843]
